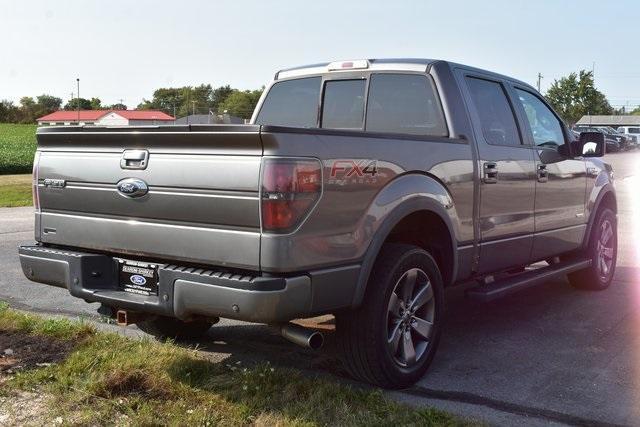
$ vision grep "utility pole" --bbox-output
[192,100,196,116]
[536,73,543,92]
[76,78,80,123]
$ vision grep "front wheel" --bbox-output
[336,244,444,388]
[568,208,617,290]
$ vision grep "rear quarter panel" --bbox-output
[260,129,476,273]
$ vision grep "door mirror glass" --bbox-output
[578,132,605,157]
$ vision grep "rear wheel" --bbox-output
[568,208,617,290]
[336,244,444,388]
[136,316,217,341]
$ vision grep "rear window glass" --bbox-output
[321,80,366,130]
[255,77,321,128]
[365,74,447,136]
[629,127,640,134]
[466,77,521,146]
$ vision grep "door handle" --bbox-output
[120,150,149,170]
[483,162,498,184]
[537,164,548,183]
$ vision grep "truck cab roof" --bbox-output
[275,58,536,92]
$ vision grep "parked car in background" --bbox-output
[597,126,634,150]
[616,126,640,148]
[574,126,622,152]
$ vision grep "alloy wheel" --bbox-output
[596,218,615,281]
[386,268,435,368]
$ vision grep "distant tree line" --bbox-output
[136,84,263,119]
[0,84,263,124]
[0,70,624,126]
[0,95,128,123]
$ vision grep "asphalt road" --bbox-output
[1,152,639,426]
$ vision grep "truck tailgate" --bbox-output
[35,125,262,270]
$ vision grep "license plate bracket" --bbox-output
[117,259,159,296]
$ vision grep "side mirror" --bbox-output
[576,132,605,157]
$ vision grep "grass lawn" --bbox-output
[0,123,37,175]
[0,303,467,426]
[0,174,32,207]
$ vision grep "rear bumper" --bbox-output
[18,245,315,323]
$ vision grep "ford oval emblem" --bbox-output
[117,178,148,198]
[130,274,147,286]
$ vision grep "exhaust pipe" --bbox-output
[279,323,324,350]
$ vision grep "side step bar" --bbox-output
[466,258,591,302]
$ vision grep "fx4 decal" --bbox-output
[328,159,379,185]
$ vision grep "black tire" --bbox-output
[336,244,444,389]
[136,316,216,341]
[568,208,617,290]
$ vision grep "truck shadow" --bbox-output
[193,318,348,379]
[184,265,639,387]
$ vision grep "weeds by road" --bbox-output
[0,175,31,207]
[0,303,466,426]
[0,124,37,175]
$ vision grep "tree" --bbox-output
[64,97,93,110]
[109,103,127,110]
[138,86,210,117]
[89,97,103,110]
[218,88,263,119]
[211,85,233,111]
[35,94,62,115]
[545,70,613,126]
[137,84,239,118]
[2,95,62,123]
[20,96,35,109]
[0,100,19,123]
[18,97,37,123]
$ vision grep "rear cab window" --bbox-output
[366,74,447,136]
[321,80,366,129]
[256,72,448,137]
[255,77,321,128]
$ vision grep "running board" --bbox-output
[466,258,592,302]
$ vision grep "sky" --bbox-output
[2,0,639,111]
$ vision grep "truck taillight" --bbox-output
[261,158,322,232]
[32,151,41,212]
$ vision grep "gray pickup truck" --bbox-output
[20,59,616,388]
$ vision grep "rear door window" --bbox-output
[365,74,447,136]
[465,77,522,146]
[255,77,321,128]
[321,80,366,130]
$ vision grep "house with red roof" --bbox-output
[36,110,175,126]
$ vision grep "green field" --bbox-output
[0,174,32,207]
[0,123,37,175]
